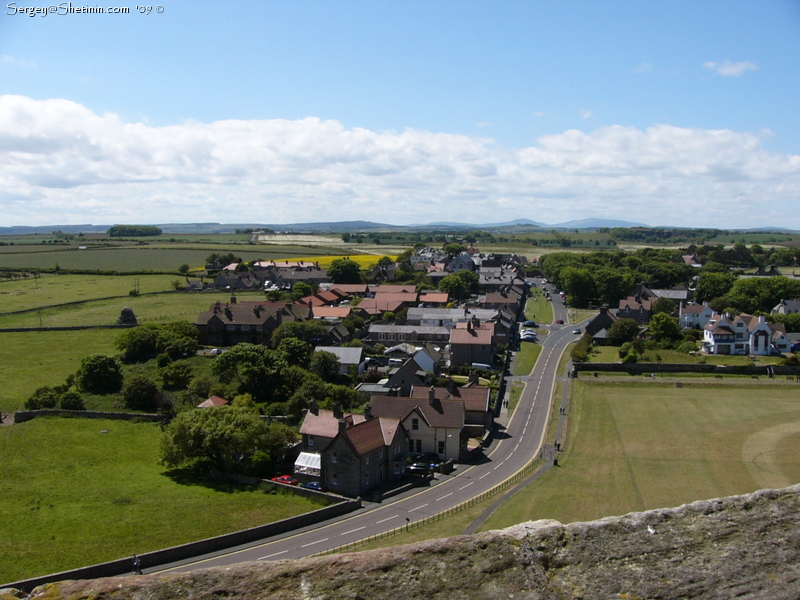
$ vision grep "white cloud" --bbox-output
[0,95,798,228]
[703,60,758,77]
[579,109,593,120]
[0,55,36,68]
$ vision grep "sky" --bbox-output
[1,0,799,229]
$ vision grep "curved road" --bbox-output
[158,287,582,573]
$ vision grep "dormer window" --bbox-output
[332,452,338,464]
[412,418,419,431]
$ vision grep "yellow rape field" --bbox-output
[285,254,396,269]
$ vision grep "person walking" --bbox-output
[133,554,142,575]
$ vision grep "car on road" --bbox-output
[416,453,441,468]
[572,328,582,334]
[299,481,326,492]
[556,319,564,324]
[270,475,299,486]
[407,462,433,475]
[522,320,538,327]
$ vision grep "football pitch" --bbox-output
[480,379,800,530]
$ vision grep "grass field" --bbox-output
[587,345,785,366]
[513,343,542,377]
[478,379,800,531]
[0,274,181,314]
[524,289,553,324]
[0,418,322,584]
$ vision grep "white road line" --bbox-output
[258,550,287,560]
[479,473,490,480]
[436,492,453,501]
[458,482,474,491]
[341,526,366,536]
[376,515,398,524]
[301,538,329,548]
[409,503,429,512]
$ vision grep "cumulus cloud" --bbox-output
[0,95,798,228]
[703,60,758,77]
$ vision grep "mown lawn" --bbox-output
[587,345,785,366]
[524,289,553,324]
[513,343,542,377]
[0,418,321,584]
[479,380,800,531]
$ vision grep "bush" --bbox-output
[122,375,160,412]
[156,353,172,368]
[25,386,59,410]
[59,391,85,411]
[676,341,698,354]
[76,354,124,394]
[160,361,193,391]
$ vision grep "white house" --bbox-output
[679,303,715,330]
[703,313,790,356]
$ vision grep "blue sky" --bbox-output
[1,1,799,228]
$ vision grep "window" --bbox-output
[365,474,370,486]
[379,449,384,460]
[226,325,235,331]
[438,441,445,455]
[332,452,338,464]
[365,454,369,465]
[416,440,422,453]
[308,435,314,447]
[411,418,419,431]
[332,473,338,486]
[408,440,414,453]
[394,462,402,475]
[240,324,250,331]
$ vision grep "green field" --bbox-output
[587,345,785,367]
[0,418,321,584]
[524,288,553,324]
[479,379,800,531]
[513,343,542,377]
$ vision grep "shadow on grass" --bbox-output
[161,467,256,493]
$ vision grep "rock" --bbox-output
[16,484,800,599]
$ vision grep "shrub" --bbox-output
[160,361,193,391]
[122,375,160,411]
[156,353,172,368]
[59,391,85,411]
[25,386,59,410]
[75,354,124,394]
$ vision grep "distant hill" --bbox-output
[550,218,650,229]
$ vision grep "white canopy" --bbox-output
[293,452,321,476]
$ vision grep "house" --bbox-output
[447,252,476,273]
[314,345,366,375]
[584,306,621,345]
[449,319,496,368]
[321,412,408,498]
[772,299,800,316]
[298,402,365,454]
[703,313,791,355]
[409,378,492,435]
[371,391,467,461]
[196,395,228,408]
[367,324,450,344]
[618,296,653,324]
[679,303,715,330]
[195,300,307,346]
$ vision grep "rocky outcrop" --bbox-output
[17,484,800,599]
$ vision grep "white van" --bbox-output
[388,358,404,366]
[471,363,492,371]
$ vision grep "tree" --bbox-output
[271,320,328,346]
[160,361,193,391]
[290,281,312,301]
[560,267,596,308]
[648,313,682,345]
[327,258,362,284]
[438,274,468,300]
[607,318,640,346]
[377,256,394,267]
[443,243,467,256]
[211,343,287,402]
[159,407,295,475]
[122,375,160,411]
[76,354,124,394]
[695,272,736,304]
[178,264,190,274]
[276,337,313,369]
[651,297,676,316]
[310,350,341,383]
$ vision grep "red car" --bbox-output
[556,319,564,324]
[270,475,299,486]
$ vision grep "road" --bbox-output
[157,287,581,573]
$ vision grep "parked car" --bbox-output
[407,462,432,475]
[416,452,441,468]
[299,481,326,492]
[522,320,538,327]
[270,475,299,486]
[556,319,564,324]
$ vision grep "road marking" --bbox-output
[376,515,398,524]
[301,538,329,548]
[479,473,490,480]
[436,492,453,501]
[341,526,366,536]
[458,482,474,491]
[409,503,428,512]
[258,550,287,560]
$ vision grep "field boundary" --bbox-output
[574,362,800,377]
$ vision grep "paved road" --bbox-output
[157,288,584,574]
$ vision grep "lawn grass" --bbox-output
[568,309,597,324]
[478,379,800,531]
[513,343,542,377]
[524,289,553,324]
[0,417,322,584]
[0,274,181,314]
[508,381,524,414]
[0,330,120,413]
[587,345,785,366]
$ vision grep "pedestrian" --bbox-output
[133,554,142,575]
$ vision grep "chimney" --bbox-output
[468,370,479,385]
[308,399,318,416]
[338,418,347,433]
[364,404,373,420]
[429,386,436,405]
[447,378,457,393]
[333,402,343,419]
[230,293,237,304]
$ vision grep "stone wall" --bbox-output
[574,362,800,377]
[13,410,164,424]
